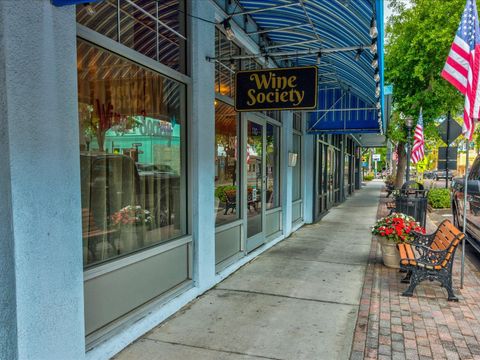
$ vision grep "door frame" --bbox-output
[243,113,267,252]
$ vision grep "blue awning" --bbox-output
[236,0,385,135]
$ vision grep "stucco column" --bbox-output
[282,111,293,236]
[189,0,216,291]
[0,1,85,359]
[302,113,315,224]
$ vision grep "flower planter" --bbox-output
[377,236,400,268]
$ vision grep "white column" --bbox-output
[282,111,293,236]
[302,112,315,224]
[0,1,85,359]
[189,0,217,291]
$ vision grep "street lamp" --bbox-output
[405,116,414,182]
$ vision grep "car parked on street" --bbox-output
[451,156,480,244]
[434,169,455,181]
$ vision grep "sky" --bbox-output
[384,0,394,21]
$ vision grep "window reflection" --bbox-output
[77,39,186,267]
[77,0,186,73]
[292,134,302,201]
[214,101,239,226]
[247,122,263,238]
[266,124,280,209]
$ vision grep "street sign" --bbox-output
[438,147,458,160]
[132,143,143,147]
[437,118,462,145]
[437,160,457,170]
[372,154,381,161]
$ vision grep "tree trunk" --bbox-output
[395,142,406,188]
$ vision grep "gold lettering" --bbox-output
[287,75,297,88]
[280,92,289,102]
[247,89,257,106]
[249,73,272,89]
[293,90,305,106]
[266,92,275,103]
[275,76,288,89]
[257,92,266,103]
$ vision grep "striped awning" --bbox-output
[235,0,385,134]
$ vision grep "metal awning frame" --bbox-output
[207,44,371,62]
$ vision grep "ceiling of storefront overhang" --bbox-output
[76,0,385,138]
[224,0,385,135]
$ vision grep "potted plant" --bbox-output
[111,205,152,253]
[371,212,426,268]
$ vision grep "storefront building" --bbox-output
[0,1,384,359]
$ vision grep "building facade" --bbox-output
[0,1,384,359]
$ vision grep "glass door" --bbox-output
[326,146,335,209]
[245,116,266,252]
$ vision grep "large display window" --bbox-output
[266,123,280,209]
[77,0,186,73]
[77,39,186,267]
[214,101,240,226]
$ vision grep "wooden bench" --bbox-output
[385,184,395,198]
[223,190,237,215]
[397,219,464,301]
[82,209,117,261]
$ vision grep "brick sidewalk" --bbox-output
[350,194,480,360]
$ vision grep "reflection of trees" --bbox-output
[215,134,237,186]
[79,102,138,152]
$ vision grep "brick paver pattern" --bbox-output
[350,194,480,360]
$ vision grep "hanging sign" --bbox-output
[235,66,318,111]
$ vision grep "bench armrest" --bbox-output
[413,244,452,267]
[411,231,435,247]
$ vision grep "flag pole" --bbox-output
[461,139,469,289]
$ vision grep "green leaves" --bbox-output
[385,0,465,121]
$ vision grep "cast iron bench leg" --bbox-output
[401,270,412,283]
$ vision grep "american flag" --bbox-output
[441,0,480,140]
[411,109,425,164]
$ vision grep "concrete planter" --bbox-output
[377,236,400,268]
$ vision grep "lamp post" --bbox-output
[405,116,413,183]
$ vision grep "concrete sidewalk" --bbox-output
[115,181,382,360]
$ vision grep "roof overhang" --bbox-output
[232,0,385,136]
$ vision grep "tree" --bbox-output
[385,0,465,186]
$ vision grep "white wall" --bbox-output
[0,1,85,359]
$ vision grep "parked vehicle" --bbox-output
[434,169,455,181]
[451,155,480,244]
[423,170,434,179]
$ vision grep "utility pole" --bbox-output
[445,112,450,189]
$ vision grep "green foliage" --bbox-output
[427,188,451,209]
[364,175,375,181]
[215,185,237,203]
[386,0,464,125]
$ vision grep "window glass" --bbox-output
[293,112,302,131]
[266,124,280,209]
[292,134,302,201]
[215,101,239,226]
[76,0,118,41]
[77,0,186,73]
[215,29,240,97]
[77,39,186,267]
[344,154,350,187]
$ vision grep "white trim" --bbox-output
[215,219,243,233]
[84,236,192,281]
